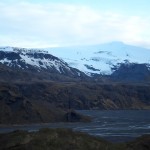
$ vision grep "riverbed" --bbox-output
[0,110,150,142]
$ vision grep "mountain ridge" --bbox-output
[0,42,150,83]
[0,47,86,78]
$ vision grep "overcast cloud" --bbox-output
[0,1,150,48]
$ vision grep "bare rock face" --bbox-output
[111,63,150,82]
[0,81,150,124]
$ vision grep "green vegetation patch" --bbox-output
[0,128,150,150]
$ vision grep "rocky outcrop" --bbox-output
[111,63,150,82]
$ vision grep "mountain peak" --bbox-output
[46,42,150,76]
[109,41,124,45]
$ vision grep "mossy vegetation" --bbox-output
[0,128,150,150]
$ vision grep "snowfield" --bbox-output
[45,41,150,75]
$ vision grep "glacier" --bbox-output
[45,41,150,76]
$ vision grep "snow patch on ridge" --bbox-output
[0,47,79,76]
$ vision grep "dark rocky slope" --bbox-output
[111,63,150,82]
[0,81,150,124]
[0,82,90,124]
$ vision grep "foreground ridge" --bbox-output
[0,128,150,150]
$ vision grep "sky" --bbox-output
[0,0,150,48]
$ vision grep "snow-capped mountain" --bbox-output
[1,41,150,80]
[0,47,84,77]
[46,41,150,76]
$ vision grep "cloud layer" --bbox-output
[0,1,150,48]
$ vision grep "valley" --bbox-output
[0,42,150,149]
[0,42,150,124]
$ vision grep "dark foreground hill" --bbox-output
[0,128,150,150]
